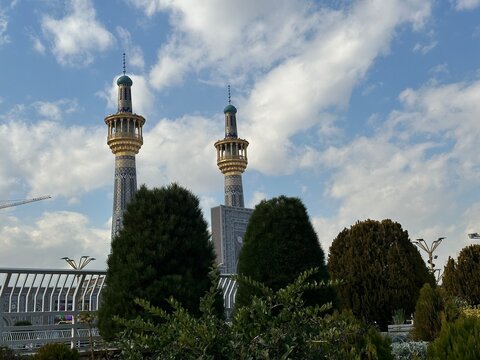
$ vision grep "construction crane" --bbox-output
[0,195,51,210]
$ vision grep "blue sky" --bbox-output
[1,0,480,271]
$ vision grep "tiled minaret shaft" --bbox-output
[214,94,249,207]
[105,67,145,238]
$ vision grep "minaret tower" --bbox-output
[214,86,249,207]
[105,54,145,238]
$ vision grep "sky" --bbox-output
[1,0,480,272]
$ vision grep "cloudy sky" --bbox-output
[1,0,480,271]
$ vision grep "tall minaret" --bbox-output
[105,54,145,238]
[214,86,249,207]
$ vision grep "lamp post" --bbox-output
[61,256,96,270]
[413,237,445,273]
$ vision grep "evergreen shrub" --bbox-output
[427,316,480,360]
[412,283,443,341]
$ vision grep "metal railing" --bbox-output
[1,268,237,352]
[0,268,106,353]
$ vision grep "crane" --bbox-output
[0,195,52,210]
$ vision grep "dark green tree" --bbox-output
[328,219,433,330]
[441,257,457,297]
[98,184,219,340]
[442,244,480,305]
[412,283,443,341]
[235,196,334,308]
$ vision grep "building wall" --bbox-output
[211,205,253,274]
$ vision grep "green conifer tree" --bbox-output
[442,244,480,304]
[328,219,433,330]
[235,196,334,308]
[412,283,444,341]
[98,184,219,339]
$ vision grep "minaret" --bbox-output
[214,86,249,207]
[105,54,145,238]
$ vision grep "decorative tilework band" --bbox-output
[112,155,137,238]
[225,175,244,208]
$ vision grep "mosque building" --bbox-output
[103,65,250,273]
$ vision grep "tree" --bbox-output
[328,219,433,330]
[442,244,480,305]
[98,184,219,340]
[411,283,443,341]
[235,196,334,309]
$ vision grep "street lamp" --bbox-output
[468,233,480,239]
[61,256,96,270]
[413,237,445,273]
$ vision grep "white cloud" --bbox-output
[455,0,480,10]
[0,117,111,200]
[32,99,79,121]
[142,1,325,89]
[0,211,110,268]
[0,8,10,46]
[30,35,46,54]
[41,0,115,66]
[413,40,438,54]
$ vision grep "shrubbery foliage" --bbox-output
[427,316,480,360]
[117,269,392,360]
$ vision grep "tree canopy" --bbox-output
[328,219,433,330]
[442,244,480,305]
[235,196,334,308]
[98,184,219,339]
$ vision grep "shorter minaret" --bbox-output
[105,54,145,238]
[214,86,249,207]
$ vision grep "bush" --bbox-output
[391,341,427,360]
[118,269,392,360]
[33,343,79,360]
[427,316,480,359]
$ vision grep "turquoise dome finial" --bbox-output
[224,85,237,113]
[117,75,133,86]
[224,104,237,114]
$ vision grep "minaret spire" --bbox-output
[104,61,145,239]
[214,87,249,207]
